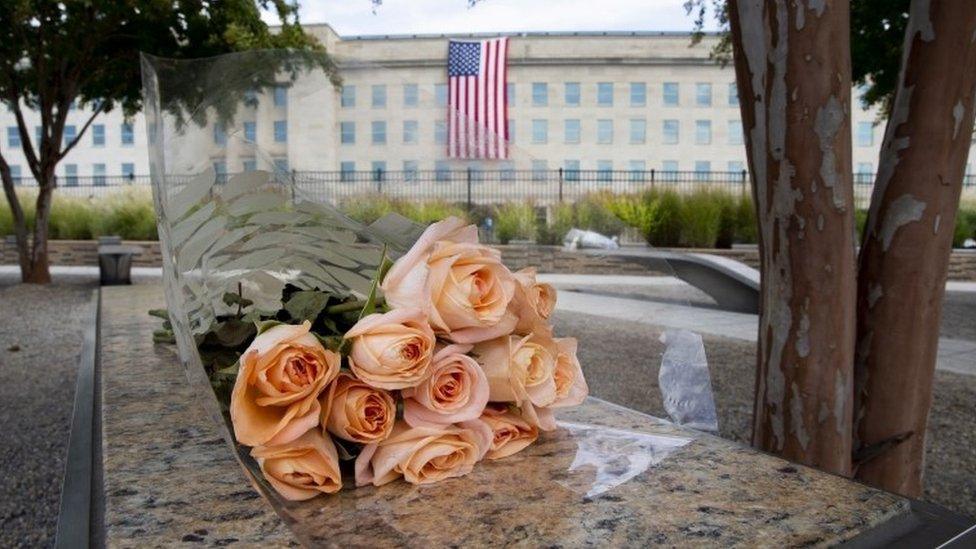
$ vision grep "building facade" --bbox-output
[0,24,926,187]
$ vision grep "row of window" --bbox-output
[6,162,137,184]
[213,121,288,145]
[336,118,745,147]
[341,81,741,109]
[6,124,136,149]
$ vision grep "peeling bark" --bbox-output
[854,0,976,497]
[729,0,855,476]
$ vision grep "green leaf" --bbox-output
[148,309,171,321]
[213,319,256,347]
[284,290,331,322]
[254,319,283,335]
[358,245,388,320]
[333,437,362,461]
[221,291,254,309]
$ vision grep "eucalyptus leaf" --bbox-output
[255,319,283,335]
[285,290,331,322]
[213,319,256,347]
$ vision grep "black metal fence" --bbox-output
[11,170,976,208]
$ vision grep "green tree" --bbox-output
[0,1,329,283]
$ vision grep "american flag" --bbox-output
[447,37,509,160]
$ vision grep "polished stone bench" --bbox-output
[63,285,973,547]
[97,244,144,286]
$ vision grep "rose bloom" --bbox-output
[402,344,489,427]
[354,421,491,487]
[550,337,588,408]
[381,217,517,344]
[321,372,396,444]
[473,333,559,431]
[251,429,342,501]
[345,308,435,390]
[473,404,539,460]
[510,267,557,335]
[231,321,340,447]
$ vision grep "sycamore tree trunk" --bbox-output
[854,0,976,496]
[729,0,856,476]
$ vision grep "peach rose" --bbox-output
[381,217,517,344]
[321,372,396,444]
[550,337,588,408]
[251,429,342,501]
[473,333,559,431]
[354,421,490,487]
[231,321,340,447]
[402,344,490,427]
[345,308,435,390]
[511,268,557,335]
[474,404,539,460]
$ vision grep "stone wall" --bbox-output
[3,239,976,281]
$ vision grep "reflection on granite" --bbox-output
[100,286,296,547]
[102,285,909,547]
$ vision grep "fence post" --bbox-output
[376,168,383,194]
[466,167,473,213]
[558,167,564,203]
[290,169,296,204]
[740,169,748,197]
[650,168,655,191]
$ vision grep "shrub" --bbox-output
[400,199,468,225]
[649,190,683,247]
[340,194,395,224]
[494,201,535,244]
[602,191,658,243]
[91,188,158,240]
[574,193,626,237]
[49,195,98,240]
[734,194,757,244]
[680,189,724,248]
[714,192,738,249]
[954,211,974,248]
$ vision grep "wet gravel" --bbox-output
[551,308,976,520]
[0,280,96,549]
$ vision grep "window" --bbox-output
[435,120,447,145]
[273,158,289,172]
[213,161,227,179]
[597,160,613,183]
[10,164,21,184]
[273,120,287,143]
[597,82,613,106]
[564,160,580,182]
[663,120,679,144]
[663,82,679,106]
[694,160,711,181]
[213,124,227,145]
[243,89,257,105]
[435,160,451,182]
[6,127,19,147]
[507,119,515,143]
[371,121,387,145]
[729,83,739,106]
[242,158,257,172]
[92,125,105,146]
[93,163,106,186]
[564,119,581,144]
[64,164,78,186]
[340,122,355,145]
[662,160,679,178]
[403,120,419,144]
[371,161,386,181]
[695,120,712,145]
[403,160,418,182]
[435,84,448,107]
[696,83,712,107]
[856,162,873,183]
[243,122,256,142]
[403,84,419,107]
[341,86,356,108]
[564,82,580,106]
[273,86,287,107]
[629,160,646,182]
[506,83,515,104]
[857,122,874,147]
[728,161,745,174]
[629,119,646,144]
[532,83,548,106]
[121,123,134,146]
[121,163,135,178]
[597,119,613,144]
[63,125,77,147]
[630,82,646,107]
[531,159,548,182]
[728,120,743,145]
[372,85,387,108]
[340,161,356,182]
[531,119,548,144]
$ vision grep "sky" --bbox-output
[262,0,722,37]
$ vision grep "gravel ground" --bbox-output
[551,309,976,520]
[0,280,95,548]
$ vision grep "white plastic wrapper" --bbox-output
[562,228,620,250]
[658,330,719,433]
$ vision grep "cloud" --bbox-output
[266,0,721,36]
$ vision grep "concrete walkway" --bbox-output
[544,274,976,377]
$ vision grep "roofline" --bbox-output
[301,24,720,41]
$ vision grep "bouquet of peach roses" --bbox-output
[164,217,587,500]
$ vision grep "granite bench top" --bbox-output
[100,284,910,547]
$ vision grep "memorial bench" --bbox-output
[96,237,144,286]
[54,284,975,547]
